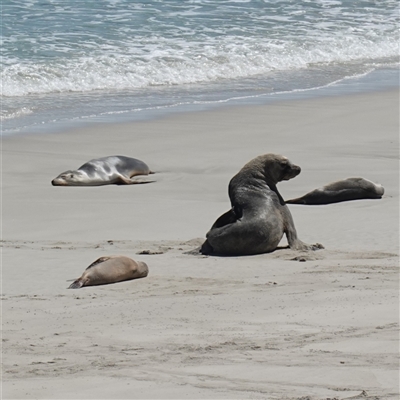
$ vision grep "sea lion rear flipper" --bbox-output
[127,177,156,184]
[200,239,214,255]
[211,209,238,229]
[68,279,84,289]
[285,189,327,205]
[285,197,306,205]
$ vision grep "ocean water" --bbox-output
[2,0,399,135]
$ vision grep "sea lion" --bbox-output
[52,155,154,186]
[68,255,148,289]
[286,177,384,205]
[201,154,322,256]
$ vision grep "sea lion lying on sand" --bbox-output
[52,155,154,186]
[201,154,322,256]
[68,255,148,289]
[286,177,384,205]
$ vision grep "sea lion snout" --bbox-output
[52,170,77,186]
[291,164,301,174]
[282,162,301,181]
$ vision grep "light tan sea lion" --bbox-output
[285,177,384,205]
[68,256,149,289]
[201,154,322,256]
[52,155,154,186]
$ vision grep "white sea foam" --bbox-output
[0,107,34,121]
[2,35,398,97]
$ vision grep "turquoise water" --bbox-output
[2,0,399,135]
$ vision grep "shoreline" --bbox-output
[2,88,399,399]
[3,66,399,138]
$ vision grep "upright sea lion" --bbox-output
[286,177,384,205]
[52,155,154,186]
[201,154,322,256]
[68,255,149,289]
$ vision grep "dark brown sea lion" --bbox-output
[286,177,384,205]
[52,155,154,186]
[68,256,149,289]
[201,154,322,256]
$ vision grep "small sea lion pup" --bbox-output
[286,177,384,205]
[52,155,154,186]
[68,255,149,289]
[201,154,322,256]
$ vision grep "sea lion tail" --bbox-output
[68,279,84,289]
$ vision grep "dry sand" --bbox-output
[2,89,399,399]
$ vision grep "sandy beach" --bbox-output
[2,89,399,399]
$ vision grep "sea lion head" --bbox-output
[51,170,87,186]
[276,156,301,181]
[258,154,301,184]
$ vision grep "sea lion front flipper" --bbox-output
[116,175,155,185]
[86,256,112,270]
